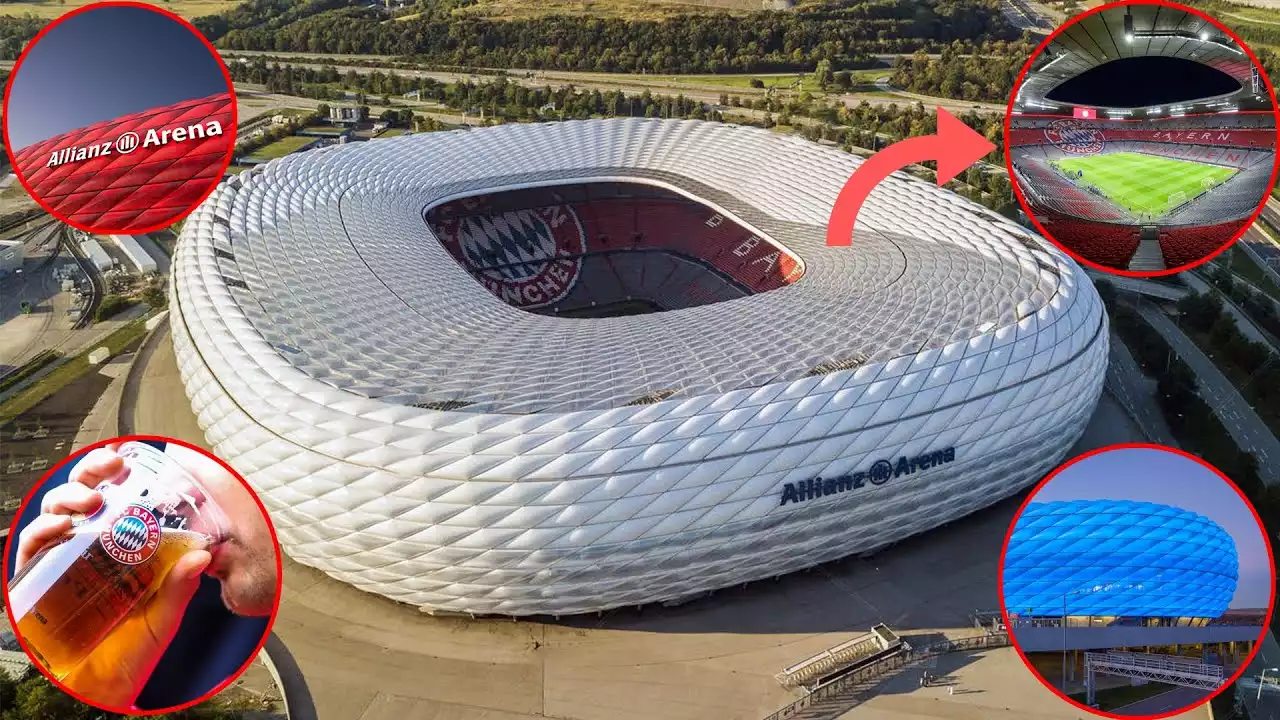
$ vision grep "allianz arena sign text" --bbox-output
[45,120,225,168]
[780,446,957,506]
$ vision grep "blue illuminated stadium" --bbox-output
[1003,500,1238,618]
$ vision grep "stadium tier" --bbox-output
[1160,220,1251,269]
[425,182,804,313]
[172,119,1108,615]
[1010,114,1276,270]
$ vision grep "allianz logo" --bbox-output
[779,446,957,506]
[46,120,225,168]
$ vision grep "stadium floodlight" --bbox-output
[1199,29,1210,41]
[1124,9,1134,42]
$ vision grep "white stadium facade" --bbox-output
[171,118,1109,616]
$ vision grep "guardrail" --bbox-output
[1086,651,1224,690]
[776,624,900,689]
[761,632,1010,720]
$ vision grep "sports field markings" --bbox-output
[1050,152,1238,219]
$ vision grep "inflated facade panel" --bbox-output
[171,119,1109,615]
[1004,499,1239,618]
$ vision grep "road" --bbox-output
[1184,271,1278,351]
[227,56,1008,117]
[1112,686,1211,716]
[1105,331,1179,448]
[1137,301,1280,482]
[1244,209,1280,286]
[0,224,75,372]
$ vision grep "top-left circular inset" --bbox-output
[2,1,236,234]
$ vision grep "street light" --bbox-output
[1259,667,1279,702]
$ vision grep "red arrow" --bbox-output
[826,107,996,246]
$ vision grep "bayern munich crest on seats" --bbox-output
[432,202,587,308]
[1044,119,1106,154]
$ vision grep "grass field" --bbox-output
[0,0,238,18]
[1051,152,1238,218]
[247,135,316,160]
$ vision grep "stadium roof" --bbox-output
[171,118,1108,614]
[1015,4,1269,114]
[184,119,1079,415]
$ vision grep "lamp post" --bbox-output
[1258,667,1279,703]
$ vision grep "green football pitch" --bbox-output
[1050,152,1238,218]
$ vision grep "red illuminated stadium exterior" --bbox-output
[1002,0,1280,278]
[1,2,236,235]
[8,93,234,234]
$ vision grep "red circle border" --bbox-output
[1001,0,1280,278]
[0,435,285,717]
[0,1,238,236]
[995,442,1279,720]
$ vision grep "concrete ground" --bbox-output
[0,224,76,371]
[110,329,1163,720]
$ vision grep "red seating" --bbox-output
[1041,215,1141,270]
[1158,220,1248,269]
[429,186,804,313]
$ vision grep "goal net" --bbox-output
[1167,191,1187,209]
[1202,176,1218,192]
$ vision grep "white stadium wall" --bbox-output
[171,118,1109,616]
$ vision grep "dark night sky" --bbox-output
[6,5,230,150]
[1047,56,1240,108]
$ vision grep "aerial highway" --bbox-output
[1138,301,1280,483]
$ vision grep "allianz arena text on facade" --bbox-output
[171,118,1109,616]
[1003,500,1239,618]
[8,93,235,233]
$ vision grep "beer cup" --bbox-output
[6,442,228,680]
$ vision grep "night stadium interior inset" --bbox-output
[1008,2,1279,275]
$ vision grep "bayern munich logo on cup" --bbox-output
[100,504,162,565]
[1042,118,1105,155]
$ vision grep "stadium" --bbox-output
[1007,3,1278,273]
[7,93,235,233]
[1002,499,1264,706]
[169,118,1108,616]
[1003,500,1239,620]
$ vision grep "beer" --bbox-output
[6,442,226,680]
[11,527,211,679]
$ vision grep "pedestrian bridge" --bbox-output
[1085,651,1225,706]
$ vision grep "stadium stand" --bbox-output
[1159,219,1250,269]
[427,182,803,315]
[1039,216,1142,270]
[1011,159,1129,222]
[1009,112,1275,270]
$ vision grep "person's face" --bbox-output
[165,445,278,617]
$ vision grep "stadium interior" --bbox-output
[426,182,804,317]
[1008,3,1277,272]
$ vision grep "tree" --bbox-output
[813,59,833,90]
[143,281,167,310]
[749,78,765,89]
[833,70,853,90]
[1175,292,1222,333]
[316,102,331,120]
